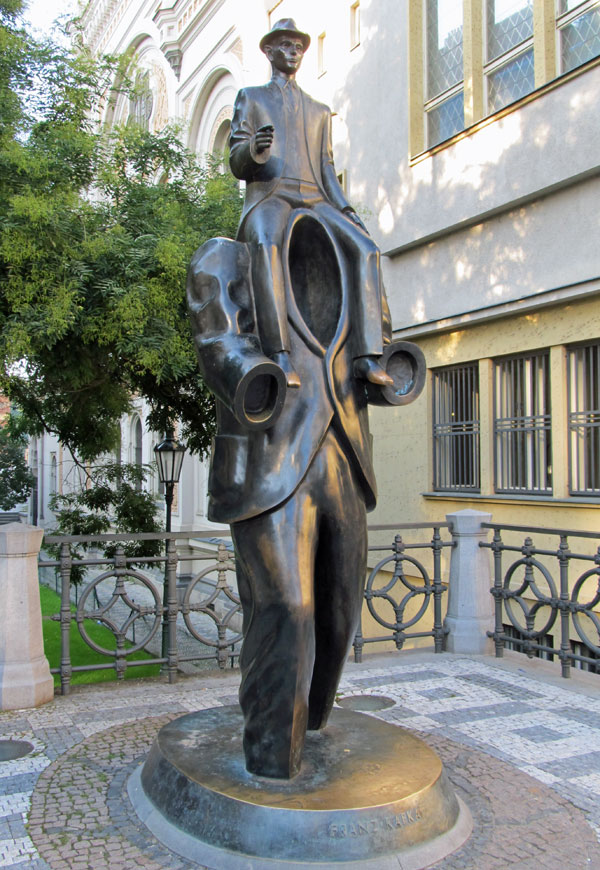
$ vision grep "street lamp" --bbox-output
[154,431,186,663]
[154,432,186,532]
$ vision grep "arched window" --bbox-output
[50,454,57,496]
[212,118,231,167]
[131,417,143,491]
[128,70,153,130]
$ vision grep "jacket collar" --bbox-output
[271,71,300,92]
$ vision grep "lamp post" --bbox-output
[154,431,186,662]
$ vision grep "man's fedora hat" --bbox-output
[260,19,311,53]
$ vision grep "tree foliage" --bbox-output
[47,461,163,584]
[0,1,242,460]
[0,424,34,509]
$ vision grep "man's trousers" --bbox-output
[231,427,368,778]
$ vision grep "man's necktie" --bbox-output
[284,81,300,114]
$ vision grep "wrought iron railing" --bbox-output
[352,523,453,662]
[41,524,454,691]
[481,523,600,677]
[40,530,241,694]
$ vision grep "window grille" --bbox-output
[433,364,480,491]
[502,624,555,661]
[494,352,552,494]
[425,0,464,147]
[568,342,600,496]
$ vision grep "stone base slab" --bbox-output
[130,706,472,868]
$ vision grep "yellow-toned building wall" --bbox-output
[358,294,600,654]
[372,294,600,532]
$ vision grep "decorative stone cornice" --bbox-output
[80,0,130,55]
[153,0,225,77]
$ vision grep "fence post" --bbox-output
[0,523,54,710]
[444,509,494,655]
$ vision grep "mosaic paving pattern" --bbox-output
[1,653,599,868]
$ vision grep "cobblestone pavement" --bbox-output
[1,650,600,869]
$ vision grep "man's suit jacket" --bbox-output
[229,81,351,233]
[186,221,381,526]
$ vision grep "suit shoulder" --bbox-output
[300,90,331,116]
[235,84,273,101]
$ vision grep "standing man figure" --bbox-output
[229,18,393,390]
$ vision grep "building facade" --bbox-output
[31,0,600,549]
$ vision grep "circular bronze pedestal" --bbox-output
[129,706,471,869]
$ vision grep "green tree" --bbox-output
[47,461,163,584]
[0,425,34,509]
[0,1,242,461]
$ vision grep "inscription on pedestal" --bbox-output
[328,807,423,838]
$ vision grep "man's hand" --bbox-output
[254,124,274,154]
[343,208,369,234]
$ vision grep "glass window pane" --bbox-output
[558,0,589,13]
[561,6,600,72]
[427,0,464,99]
[487,47,534,112]
[427,91,464,146]
[487,0,533,61]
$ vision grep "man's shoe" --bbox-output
[353,355,394,387]
[273,351,301,388]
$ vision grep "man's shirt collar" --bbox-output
[271,71,299,91]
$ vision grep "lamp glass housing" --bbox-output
[154,436,186,485]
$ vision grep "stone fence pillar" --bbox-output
[0,523,54,710]
[444,509,494,655]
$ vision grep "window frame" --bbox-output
[567,341,600,497]
[432,363,481,492]
[411,0,600,156]
[483,0,535,114]
[493,350,553,495]
[423,0,465,148]
[350,1,361,50]
[318,31,327,76]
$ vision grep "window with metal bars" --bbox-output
[493,352,552,494]
[433,364,480,491]
[568,342,600,496]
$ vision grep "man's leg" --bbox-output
[242,198,300,387]
[306,432,368,730]
[231,489,318,778]
[313,202,392,385]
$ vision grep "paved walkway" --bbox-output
[1,650,600,869]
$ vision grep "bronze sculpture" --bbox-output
[229,19,393,392]
[186,19,424,779]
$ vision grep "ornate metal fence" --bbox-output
[40,530,242,695]
[352,523,453,662]
[481,523,600,677]
[41,524,454,691]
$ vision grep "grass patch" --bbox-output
[40,584,161,686]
